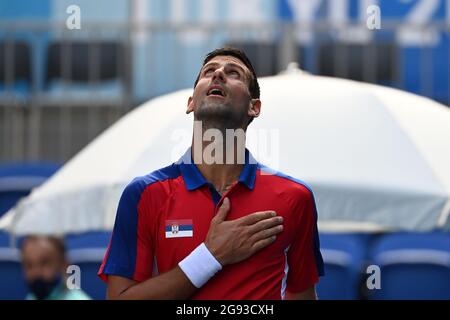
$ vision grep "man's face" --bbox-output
[22,238,65,282]
[187,55,260,129]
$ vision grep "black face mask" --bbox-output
[27,275,62,300]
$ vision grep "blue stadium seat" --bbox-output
[66,231,111,300]
[0,162,60,217]
[316,233,369,300]
[0,41,32,99]
[43,41,126,102]
[0,247,27,299]
[65,231,111,249]
[369,232,450,300]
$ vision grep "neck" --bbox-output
[191,124,247,194]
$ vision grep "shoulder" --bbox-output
[61,289,92,300]
[256,163,314,201]
[256,164,319,229]
[116,163,182,213]
[122,163,182,198]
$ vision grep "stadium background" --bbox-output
[0,0,449,299]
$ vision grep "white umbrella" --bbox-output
[1,70,450,235]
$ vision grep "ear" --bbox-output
[247,99,261,119]
[186,96,194,114]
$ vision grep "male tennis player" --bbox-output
[98,47,324,299]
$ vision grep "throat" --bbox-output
[216,182,234,196]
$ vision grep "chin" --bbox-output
[196,102,232,120]
[194,101,247,129]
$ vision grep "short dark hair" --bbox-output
[194,47,260,99]
[21,235,66,261]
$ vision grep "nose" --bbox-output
[212,67,226,82]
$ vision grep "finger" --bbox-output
[251,235,277,253]
[247,216,283,234]
[213,197,231,223]
[249,225,283,243]
[238,210,277,226]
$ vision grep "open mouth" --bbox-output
[207,87,225,97]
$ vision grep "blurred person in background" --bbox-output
[21,235,90,300]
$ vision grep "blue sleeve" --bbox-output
[98,178,146,281]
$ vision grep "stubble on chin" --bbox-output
[194,101,246,132]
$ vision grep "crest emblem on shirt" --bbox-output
[171,224,179,234]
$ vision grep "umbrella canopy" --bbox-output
[1,71,450,235]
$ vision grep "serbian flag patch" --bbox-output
[165,219,193,238]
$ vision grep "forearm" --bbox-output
[108,266,198,300]
[108,242,223,299]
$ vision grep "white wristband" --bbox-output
[178,242,222,288]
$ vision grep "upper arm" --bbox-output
[98,180,154,282]
[285,188,324,293]
[285,286,317,300]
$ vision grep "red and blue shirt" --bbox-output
[98,148,324,299]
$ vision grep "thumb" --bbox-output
[214,197,231,223]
